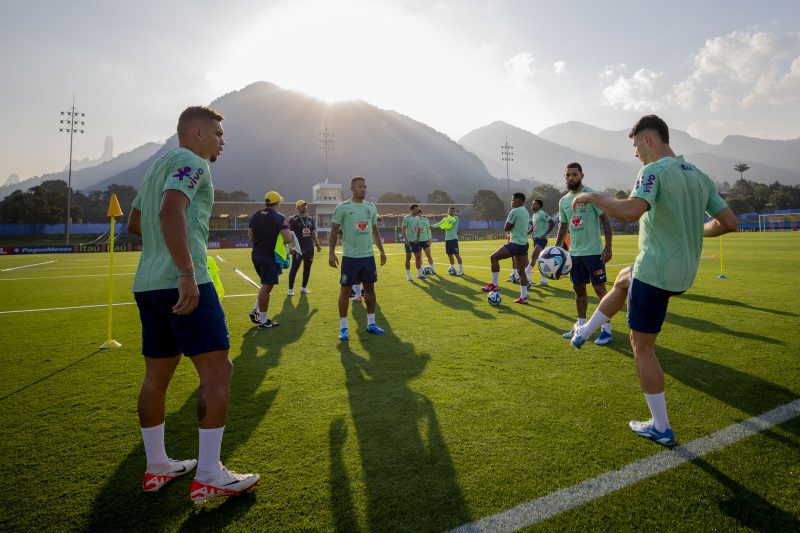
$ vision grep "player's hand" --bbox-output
[316,244,322,253]
[329,251,339,268]
[602,245,612,264]
[379,251,387,266]
[572,193,593,210]
[173,275,199,315]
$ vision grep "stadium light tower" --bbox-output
[318,124,335,181]
[501,137,514,198]
[59,95,86,245]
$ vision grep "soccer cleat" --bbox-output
[513,297,528,305]
[595,330,613,346]
[628,419,676,446]
[456,271,464,276]
[351,295,362,302]
[300,287,310,294]
[480,283,499,292]
[142,458,197,492]
[562,326,578,339]
[417,274,427,280]
[258,319,279,329]
[249,310,260,324]
[526,280,532,289]
[535,280,549,287]
[366,323,385,335]
[571,335,586,349]
[339,328,349,341]
[190,467,260,505]
[287,289,294,296]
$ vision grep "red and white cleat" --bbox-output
[190,467,260,505]
[142,458,197,492]
[480,283,499,292]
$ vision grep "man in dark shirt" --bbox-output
[248,191,291,328]
[287,200,321,296]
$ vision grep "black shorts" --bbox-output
[503,242,529,257]
[252,253,279,285]
[340,256,378,286]
[627,278,683,334]
[134,283,230,357]
[445,239,459,255]
[405,242,421,253]
[532,237,548,249]
[569,255,607,286]
[420,240,431,250]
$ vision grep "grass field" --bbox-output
[1,232,798,532]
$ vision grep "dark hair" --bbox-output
[409,203,419,211]
[566,162,583,173]
[629,114,669,144]
[533,198,543,208]
[513,192,526,202]
[177,106,223,137]
[350,176,366,188]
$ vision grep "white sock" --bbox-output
[577,310,609,338]
[458,263,463,273]
[525,264,533,277]
[196,426,225,480]
[520,285,528,298]
[259,312,269,325]
[141,422,169,470]
[340,317,348,329]
[253,299,260,313]
[491,272,499,285]
[601,322,612,334]
[353,285,362,297]
[644,393,670,432]
[418,268,424,276]
[367,313,376,326]
[406,270,412,279]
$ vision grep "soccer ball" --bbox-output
[487,290,502,305]
[423,265,434,275]
[509,270,520,283]
[537,246,572,280]
[447,265,457,275]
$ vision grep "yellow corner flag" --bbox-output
[101,193,123,349]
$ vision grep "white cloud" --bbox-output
[602,69,667,111]
[553,60,566,75]
[600,63,627,80]
[743,56,800,106]
[504,52,537,91]
[708,87,735,112]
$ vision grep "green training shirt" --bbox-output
[418,217,432,241]
[630,155,728,292]
[401,214,420,242]
[332,199,378,258]
[531,209,551,239]
[506,205,530,245]
[132,147,213,292]
[559,185,605,256]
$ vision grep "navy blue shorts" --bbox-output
[532,237,548,249]
[503,242,530,257]
[569,255,607,286]
[420,240,431,250]
[405,242,421,253]
[627,278,684,334]
[445,239,459,255]
[134,283,230,357]
[252,253,279,285]
[340,256,378,286]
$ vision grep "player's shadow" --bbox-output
[0,349,102,402]
[332,314,471,532]
[419,277,494,320]
[680,292,798,317]
[86,297,315,531]
[663,310,781,345]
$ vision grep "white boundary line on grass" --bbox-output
[1,260,56,271]
[0,292,258,314]
[450,399,800,533]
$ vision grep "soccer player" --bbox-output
[287,199,321,296]
[416,207,436,274]
[432,206,463,275]
[568,115,737,446]
[248,191,292,328]
[555,163,614,345]
[525,198,556,287]
[401,204,424,280]
[329,176,388,340]
[126,106,259,504]
[481,192,530,304]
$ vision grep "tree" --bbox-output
[734,162,750,180]
[426,189,453,204]
[215,189,252,202]
[472,189,506,227]
[529,184,563,214]
[377,192,420,203]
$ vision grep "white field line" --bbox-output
[450,399,800,533]
[1,260,56,271]
[1,264,140,271]
[0,292,258,314]
[0,272,136,281]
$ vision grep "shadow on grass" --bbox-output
[0,349,102,402]
[681,292,798,317]
[664,311,782,345]
[84,296,315,531]
[418,276,494,320]
[331,309,471,532]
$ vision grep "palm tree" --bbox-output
[734,162,750,180]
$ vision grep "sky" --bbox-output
[2,0,799,183]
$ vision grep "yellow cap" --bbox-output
[295,200,308,208]
[264,191,284,204]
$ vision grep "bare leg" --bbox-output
[188,349,233,429]
[338,285,350,318]
[630,331,664,394]
[138,355,181,427]
[362,282,376,314]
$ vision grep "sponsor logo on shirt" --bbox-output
[171,166,203,189]
[594,268,605,276]
[642,174,656,193]
[571,215,583,228]
[356,220,368,231]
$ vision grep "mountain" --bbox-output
[459,121,639,191]
[0,142,163,200]
[4,173,19,187]
[95,81,496,203]
[538,121,800,184]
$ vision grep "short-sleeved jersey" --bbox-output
[630,155,728,292]
[401,214,420,242]
[418,218,432,241]
[132,147,213,292]
[332,199,378,258]
[443,216,459,240]
[559,185,605,257]
[506,205,530,245]
[289,215,316,252]
[531,209,552,239]
[249,208,288,257]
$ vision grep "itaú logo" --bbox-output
[356,220,368,231]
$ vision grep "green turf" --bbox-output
[0,233,798,532]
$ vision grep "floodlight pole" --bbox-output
[501,137,514,198]
[59,95,86,245]
[318,124,335,181]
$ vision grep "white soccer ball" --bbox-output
[509,270,520,283]
[487,290,502,305]
[537,246,572,280]
[447,265,457,275]
[423,265,434,275]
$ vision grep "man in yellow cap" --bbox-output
[248,191,291,328]
[287,200,321,296]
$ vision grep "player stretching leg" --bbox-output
[525,198,556,287]
[481,192,530,304]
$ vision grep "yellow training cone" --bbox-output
[101,193,123,349]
